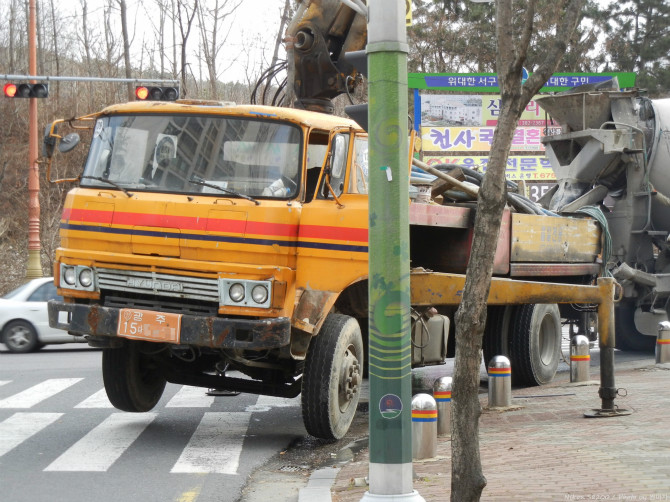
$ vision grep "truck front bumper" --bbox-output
[48,301,291,350]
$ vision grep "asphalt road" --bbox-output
[0,334,656,502]
[0,346,307,502]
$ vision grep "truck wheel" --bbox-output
[509,304,561,386]
[483,306,512,366]
[615,302,656,352]
[102,341,166,412]
[301,314,363,440]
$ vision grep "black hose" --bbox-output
[425,162,556,215]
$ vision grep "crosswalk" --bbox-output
[0,377,301,476]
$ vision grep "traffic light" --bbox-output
[3,82,49,98]
[343,50,368,132]
[135,86,179,101]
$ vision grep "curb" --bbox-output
[299,467,341,502]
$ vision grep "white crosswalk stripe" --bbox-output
[171,412,251,474]
[245,394,300,412]
[45,413,157,472]
[0,412,63,457]
[0,379,297,475]
[166,385,216,408]
[0,378,83,409]
[75,388,114,409]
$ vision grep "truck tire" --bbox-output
[301,314,363,440]
[615,302,656,352]
[509,304,562,386]
[483,306,513,366]
[102,341,166,412]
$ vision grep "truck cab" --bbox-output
[48,100,371,440]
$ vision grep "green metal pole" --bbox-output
[363,1,423,500]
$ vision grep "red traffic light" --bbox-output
[3,83,17,97]
[135,86,179,101]
[135,86,150,100]
[3,83,48,98]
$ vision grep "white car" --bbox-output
[0,277,86,353]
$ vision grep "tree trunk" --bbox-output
[449,0,586,500]
[118,0,134,101]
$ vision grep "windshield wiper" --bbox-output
[188,175,260,205]
[81,176,134,198]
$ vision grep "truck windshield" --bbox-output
[81,114,302,199]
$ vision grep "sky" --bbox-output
[64,0,288,84]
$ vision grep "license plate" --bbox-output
[117,309,182,343]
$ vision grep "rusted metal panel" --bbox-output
[48,301,291,350]
[510,262,601,277]
[409,203,472,229]
[409,208,510,275]
[292,288,338,335]
[511,213,600,263]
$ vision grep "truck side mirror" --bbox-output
[43,122,81,158]
[59,133,81,153]
[331,134,347,179]
[42,123,58,158]
[42,121,83,184]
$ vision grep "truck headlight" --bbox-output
[63,266,76,285]
[229,283,245,302]
[59,264,96,291]
[251,284,268,304]
[220,279,272,308]
[79,268,93,287]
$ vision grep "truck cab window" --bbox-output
[81,115,302,200]
[348,135,368,194]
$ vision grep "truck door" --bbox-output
[296,130,369,294]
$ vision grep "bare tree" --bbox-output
[450,0,586,500]
[175,0,199,97]
[196,0,243,99]
[117,0,134,101]
[156,0,168,76]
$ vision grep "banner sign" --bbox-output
[409,72,636,93]
[421,126,561,152]
[420,94,559,127]
[422,155,556,181]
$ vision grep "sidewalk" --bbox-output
[330,358,670,501]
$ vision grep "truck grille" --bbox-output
[96,268,220,303]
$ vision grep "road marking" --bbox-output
[171,412,251,474]
[44,412,157,472]
[0,412,63,457]
[75,388,114,408]
[0,378,83,409]
[245,394,300,412]
[176,486,203,502]
[0,380,10,387]
[166,386,215,408]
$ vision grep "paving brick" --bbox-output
[331,358,670,501]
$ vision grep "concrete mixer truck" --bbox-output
[537,81,670,351]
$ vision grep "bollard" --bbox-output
[411,393,437,460]
[657,321,670,364]
[488,355,511,408]
[433,376,452,437]
[570,334,591,382]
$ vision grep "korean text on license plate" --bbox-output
[117,308,182,343]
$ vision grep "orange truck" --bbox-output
[44,97,611,440]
